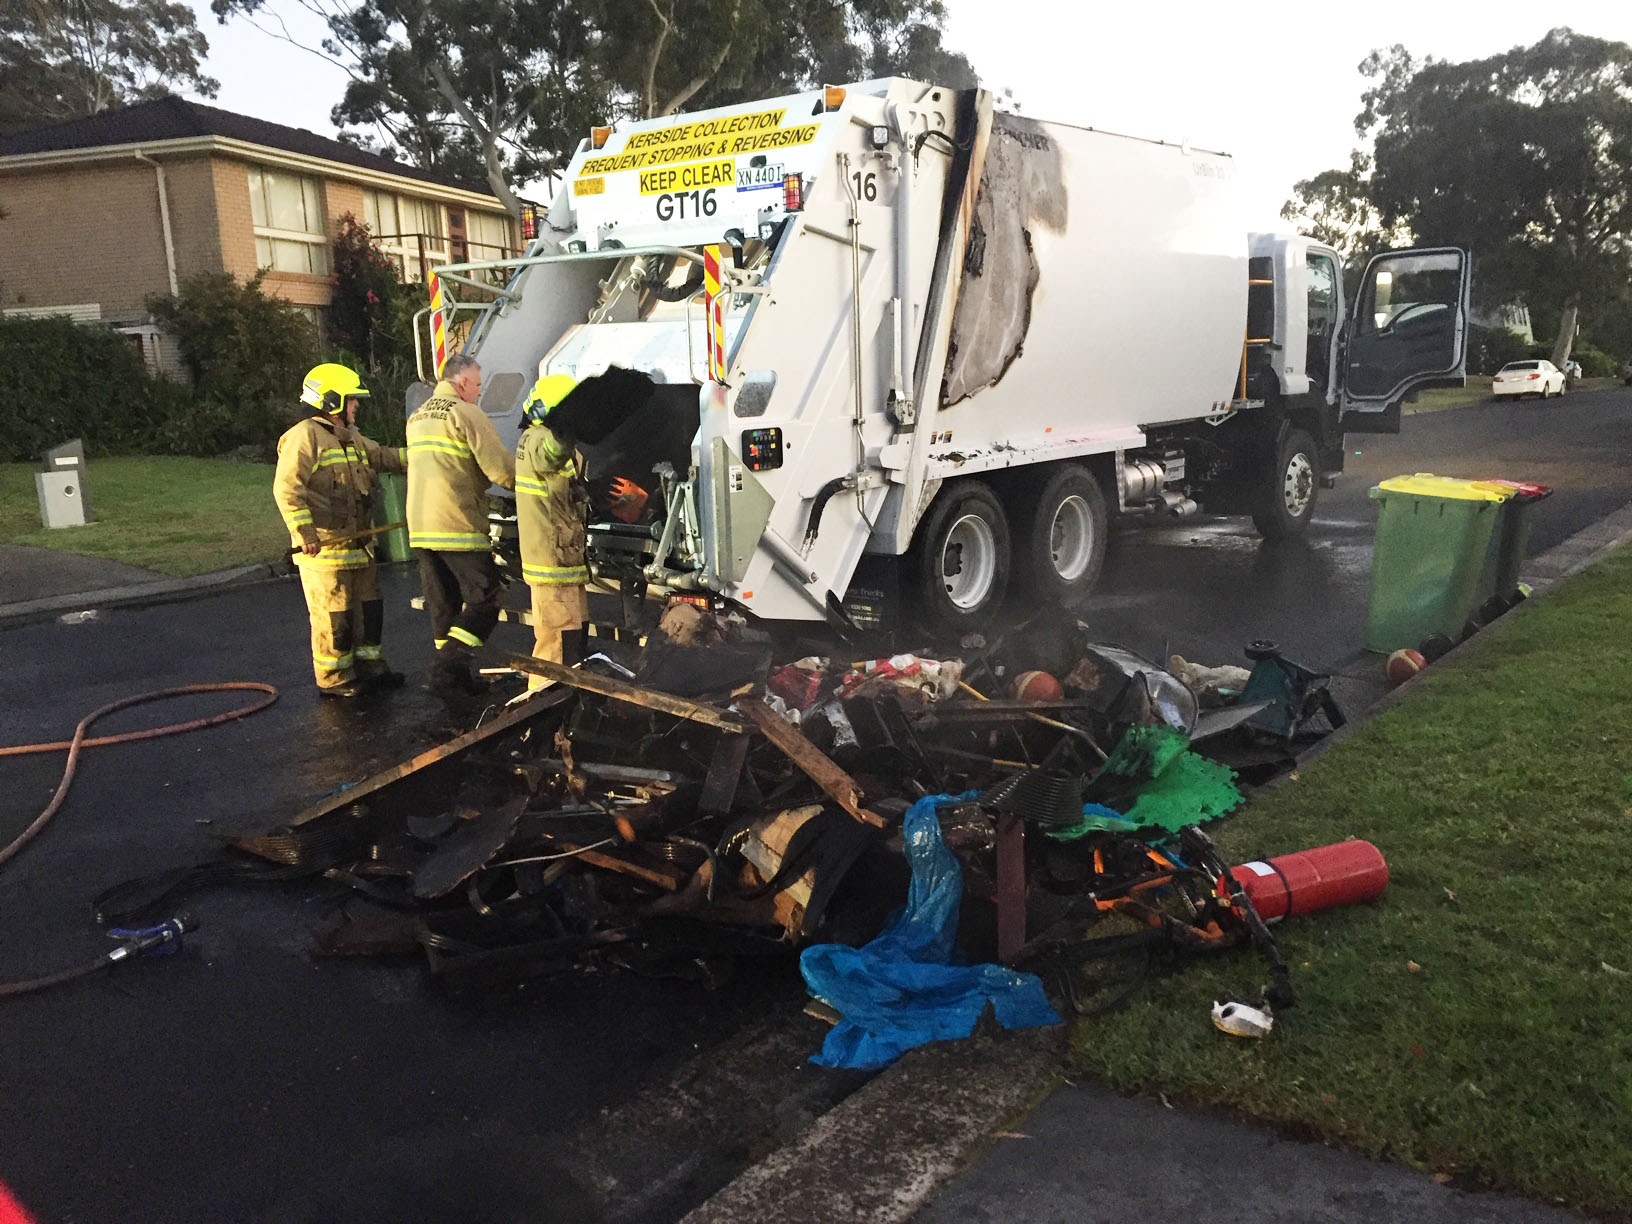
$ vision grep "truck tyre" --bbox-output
[910,479,1012,633]
[1253,427,1319,539]
[1013,464,1107,609]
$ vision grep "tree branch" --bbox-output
[654,0,739,118]
[428,57,520,214]
[642,0,672,119]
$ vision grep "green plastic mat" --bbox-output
[1053,725,1241,839]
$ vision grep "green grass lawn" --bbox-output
[0,457,288,576]
[1407,377,1620,415]
[1070,548,1632,1214]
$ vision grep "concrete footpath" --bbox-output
[5,505,1631,1223]
[0,542,284,627]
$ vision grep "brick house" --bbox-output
[0,96,518,368]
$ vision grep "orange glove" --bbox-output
[606,477,648,523]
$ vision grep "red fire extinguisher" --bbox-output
[1226,840,1388,921]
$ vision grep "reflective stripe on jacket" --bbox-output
[273,414,405,570]
[406,380,516,550]
[516,423,589,587]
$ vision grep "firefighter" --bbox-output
[274,362,407,698]
[406,353,516,694]
[515,374,590,688]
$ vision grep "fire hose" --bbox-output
[0,682,279,995]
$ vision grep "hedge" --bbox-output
[0,314,188,461]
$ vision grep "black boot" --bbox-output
[426,644,484,695]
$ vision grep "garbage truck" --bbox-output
[416,77,1470,632]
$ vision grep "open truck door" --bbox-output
[1339,247,1470,434]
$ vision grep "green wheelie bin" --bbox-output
[373,471,412,564]
[1364,474,1514,653]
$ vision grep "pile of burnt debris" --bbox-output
[97,608,1361,1050]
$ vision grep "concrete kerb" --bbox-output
[0,560,291,630]
[681,1028,1065,1224]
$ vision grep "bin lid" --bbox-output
[1372,473,1513,502]
[1478,478,1553,501]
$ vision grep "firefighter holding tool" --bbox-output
[515,374,591,688]
[274,363,407,698]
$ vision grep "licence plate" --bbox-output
[736,163,784,190]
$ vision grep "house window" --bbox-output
[363,189,447,281]
[249,167,330,275]
[467,210,513,260]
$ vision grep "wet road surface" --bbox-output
[1081,385,1632,670]
[0,570,805,1221]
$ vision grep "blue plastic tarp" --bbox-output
[799,792,1061,1070]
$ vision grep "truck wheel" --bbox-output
[1252,427,1319,539]
[911,480,1011,632]
[1013,464,1107,609]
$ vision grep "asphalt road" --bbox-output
[1081,384,1632,672]
[0,572,805,1222]
[1,386,1628,1221]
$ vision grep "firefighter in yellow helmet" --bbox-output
[274,363,407,698]
[407,353,516,694]
[515,374,590,687]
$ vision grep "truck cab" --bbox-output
[1173,235,1469,536]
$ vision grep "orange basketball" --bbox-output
[1385,648,1427,686]
[1008,670,1064,702]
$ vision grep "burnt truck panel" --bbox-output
[941,115,1068,407]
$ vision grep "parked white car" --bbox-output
[1492,360,1566,399]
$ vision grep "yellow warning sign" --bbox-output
[639,159,736,195]
[572,176,605,196]
[580,109,822,175]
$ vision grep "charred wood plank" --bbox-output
[412,795,529,900]
[552,841,690,891]
[496,651,746,734]
[697,733,752,817]
[738,699,886,829]
[286,687,572,829]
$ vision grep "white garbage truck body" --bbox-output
[427,78,1469,630]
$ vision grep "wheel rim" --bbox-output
[1049,495,1094,582]
[1282,451,1315,518]
[940,513,997,610]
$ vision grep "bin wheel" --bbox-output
[1418,633,1456,662]
[1253,427,1320,539]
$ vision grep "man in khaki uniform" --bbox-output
[274,363,407,698]
[515,375,590,689]
[406,353,516,693]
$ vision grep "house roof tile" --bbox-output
[0,96,495,199]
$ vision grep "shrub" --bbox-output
[329,213,412,368]
[147,271,319,453]
[0,314,187,461]
[327,215,429,447]
[1569,340,1618,378]
[1466,324,1534,375]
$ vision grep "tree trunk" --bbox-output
[1551,299,1579,368]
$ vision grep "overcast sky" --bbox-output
[186,0,1630,222]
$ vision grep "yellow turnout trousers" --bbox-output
[528,583,587,689]
[298,561,385,689]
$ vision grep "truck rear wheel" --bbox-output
[910,479,1011,633]
[1013,464,1107,609]
[1253,427,1319,539]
